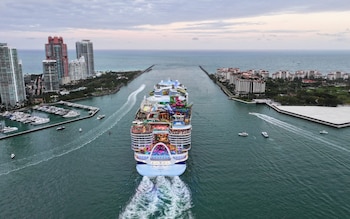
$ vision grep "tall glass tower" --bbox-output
[45,36,68,84]
[0,43,26,108]
[76,40,95,77]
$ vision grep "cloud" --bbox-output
[1,0,350,32]
[1,0,350,50]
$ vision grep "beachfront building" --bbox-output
[0,43,26,108]
[215,67,266,95]
[45,36,69,85]
[69,56,87,82]
[76,40,95,77]
[327,71,348,80]
[43,60,59,92]
[234,78,266,95]
[272,70,294,80]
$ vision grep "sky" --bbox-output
[1,0,350,50]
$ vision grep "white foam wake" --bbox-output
[0,85,146,176]
[250,112,350,153]
[119,176,193,219]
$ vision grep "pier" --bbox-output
[0,102,99,140]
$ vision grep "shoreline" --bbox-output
[0,65,154,139]
[199,65,350,128]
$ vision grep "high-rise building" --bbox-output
[0,43,26,107]
[45,36,69,84]
[69,56,87,81]
[43,60,59,92]
[76,40,95,77]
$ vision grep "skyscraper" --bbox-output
[45,36,69,84]
[69,56,87,81]
[76,40,95,77]
[0,43,26,107]
[42,60,59,92]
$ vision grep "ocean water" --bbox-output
[1,50,350,218]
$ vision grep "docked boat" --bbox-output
[0,126,18,133]
[261,131,269,138]
[320,130,328,134]
[62,110,80,118]
[238,132,248,137]
[130,79,193,177]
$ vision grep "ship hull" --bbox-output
[136,163,186,177]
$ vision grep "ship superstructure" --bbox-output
[130,79,192,176]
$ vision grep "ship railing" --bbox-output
[150,155,171,160]
[172,155,187,160]
[136,155,149,160]
[130,126,152,134]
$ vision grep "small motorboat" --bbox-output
[79,128,82,132]
[319,130,328,134]
[261,131,269,138]
[11,153,15,159]
[56,126,65,131]
[238,132,248,137]
[97,115,105,120]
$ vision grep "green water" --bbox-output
[1,65,350,218]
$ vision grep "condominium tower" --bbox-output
[76,40,94,77]
[45,36,69,84]
[0,43,26,107]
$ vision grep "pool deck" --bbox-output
[268,103,350,128]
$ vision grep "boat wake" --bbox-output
[0,85,146,177]
[249,112,350,154]
[119,176,193,219]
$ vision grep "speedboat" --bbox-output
[11,153,15,159]
[97,115,105,120]
[261,131,269,138]
[56,126,65,131]
[238,132,249,137]
[319,130,328,134]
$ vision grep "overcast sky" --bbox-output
[1,0,350,50]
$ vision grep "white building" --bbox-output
[0,43,26,107]
[69,56,87,82]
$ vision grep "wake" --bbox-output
[119,176,193,219]
[250,112,350,154]
[0,85,146,177]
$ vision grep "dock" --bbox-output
[0,102,99,140]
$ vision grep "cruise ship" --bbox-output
[130,79,193,177]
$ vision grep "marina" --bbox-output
[0,101,99,140]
